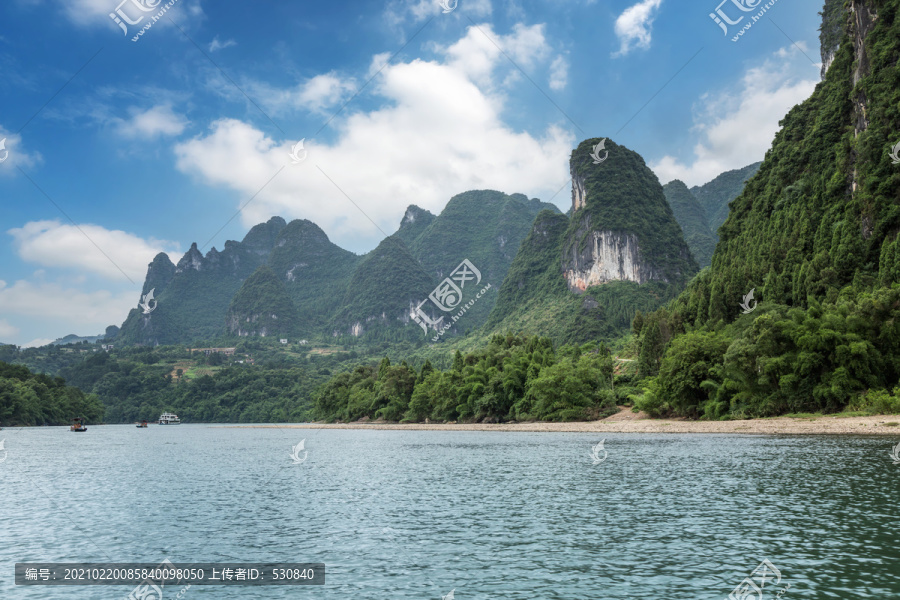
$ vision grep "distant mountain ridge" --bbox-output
[689,162,762,234]
[119,191,557,345]
[661,163,761,268]
[663,179,717,268]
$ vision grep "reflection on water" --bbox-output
[1,426,898,599]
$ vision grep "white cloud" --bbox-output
[549,55,568,91]
[651,46,819,187]
[0,128,43,176]
[385,0,491,26]
[247,73,356,116]
[175,24,573,252]
[296,74,357,113]
[8,220,181,282]
[613,0,663,56]
[0,319,19,339]
[209,36,236,52]
[0,279,136,332]
[113,105,189,139]
[444,23,551,87]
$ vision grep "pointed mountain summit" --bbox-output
[563,138,697,291]
[242,216,287,255]
[485,140,696,343]
[118,221,287,345]
[396,205,436,246]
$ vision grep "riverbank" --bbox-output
[227,407,900,435]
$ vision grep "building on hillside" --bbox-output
[189,347,236,356]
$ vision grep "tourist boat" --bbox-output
[158,412,181,425]
[136,420,148,428]
[70,417,87,432]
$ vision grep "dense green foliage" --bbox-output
[635,287,900,418]
[633,0,900,419]
[268,219,362,334]
[0,361,104,426]
[55,346,320,423]
[663,180,717,267]
[313,335,618,423]
[227,265,300,337]
[819,0,845,76]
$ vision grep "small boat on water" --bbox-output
[70,417,87,432]
[158,412,181,425]
[136,420,148,428]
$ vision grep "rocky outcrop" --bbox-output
[850,0,877,137]
[175,243,204,273]
[819,0,845,78]
[571,171,587,212]
[561,138,697,293]
[563,228,660,292]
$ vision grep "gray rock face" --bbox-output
[563,229,661,292]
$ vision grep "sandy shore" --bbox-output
[224,408,900,435]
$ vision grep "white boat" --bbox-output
[158,412,181,425]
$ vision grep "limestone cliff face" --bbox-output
[563,228,659,291]
[819,0,845,78]
[561,138,697,293]
[572,172,587,212]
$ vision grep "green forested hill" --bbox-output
[633,0,900,419]
[267,219,362,332]
[689,162,762,233]
[334,236,437,338]
[0,361,104,426]
[405,190,559,334]
[119,192,554,346]
[663,180,717,267]
[483,139,697,345]
[118,217,287,345]
[227,266,300,338]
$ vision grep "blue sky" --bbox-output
[0,0,824,346]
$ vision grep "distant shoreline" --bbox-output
[220,409,900,436]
